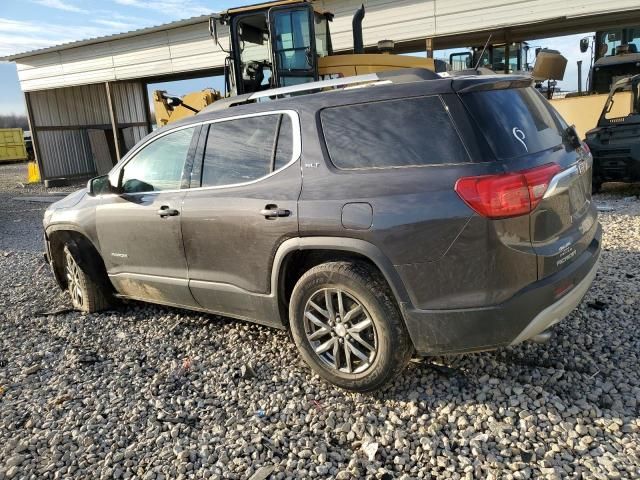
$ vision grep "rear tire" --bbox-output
[63,244,111,313]
[289,261,413,392]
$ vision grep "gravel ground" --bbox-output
[1,162,639,479]
[0,163,82,252]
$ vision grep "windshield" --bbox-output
[461,87,567,160]
[599,27,640,57]
[601,29,623,57]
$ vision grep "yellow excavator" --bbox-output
[154,0,444,126]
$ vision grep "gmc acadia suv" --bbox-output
[43,70,601,391]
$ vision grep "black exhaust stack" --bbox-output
[352,4,365,54]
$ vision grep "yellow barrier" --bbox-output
[27,161,41,183]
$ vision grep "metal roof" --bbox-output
[0,0,308,61]
[0,14,214,61]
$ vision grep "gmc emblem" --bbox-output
[577,160,587,175]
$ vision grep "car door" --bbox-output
[96,125,201,308]
[181,111,302,322]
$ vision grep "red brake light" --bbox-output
[455,163,561,219]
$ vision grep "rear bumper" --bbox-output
[402,224,602,355]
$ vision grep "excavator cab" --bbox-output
[449,42,531,74]
[155,1,440,127]
[220,1,333,95]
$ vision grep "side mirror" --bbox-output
[87,175,112,196]
[579,37,589,53]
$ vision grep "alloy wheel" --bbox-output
[65,250,84,309]
[303,288,378,374]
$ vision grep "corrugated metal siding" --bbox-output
[36,129,95,179]
[30,84,110,127]
[16,22,224,91]
[14,0,640,91]
[112,82,149,146]
[28,80,148,179]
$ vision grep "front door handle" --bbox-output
[158,206,179,217]
[260,204,291,219]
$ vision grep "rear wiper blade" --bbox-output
[562,125,582,149]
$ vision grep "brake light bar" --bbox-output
[455,163,562,219]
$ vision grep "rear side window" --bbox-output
[461,87,565,160]
[201,113,294,187]
[320,96,469,169]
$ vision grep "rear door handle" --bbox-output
[157,206,179,217]
[260,205,291,219]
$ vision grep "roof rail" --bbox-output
[248,73,382,101]
[198,68,443,114]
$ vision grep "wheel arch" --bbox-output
[272,237,411,327]
[46,226,113,294]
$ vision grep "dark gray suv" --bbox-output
[43,70,601,391]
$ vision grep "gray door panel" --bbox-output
[182,163,301,312]
[97,191,196,307]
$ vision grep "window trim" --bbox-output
[110,110,301,195]
[319,95,471,171]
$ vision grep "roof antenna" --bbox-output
[474,34,492,70]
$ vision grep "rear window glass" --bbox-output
[461,87,565,160]
[320,96,470,169]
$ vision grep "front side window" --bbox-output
[201,113,295,187]
[120,127,195,193]
[321,96,469,169]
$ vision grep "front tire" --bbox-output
[289,261,413,392]
[63,244,111,313]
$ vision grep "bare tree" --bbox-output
[0,114,29,130]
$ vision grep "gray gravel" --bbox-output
[1,163,639,479]
[0,163,82,252]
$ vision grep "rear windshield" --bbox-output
[461,87,566,160]
[320,96,470,169]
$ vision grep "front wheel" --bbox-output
[289,261,413,392]
[63,244,111,313]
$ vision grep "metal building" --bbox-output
[3,0,640,181]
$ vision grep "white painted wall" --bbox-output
[14,0,640,91]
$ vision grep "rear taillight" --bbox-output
[455,163,561,219]
[580,141,591,156]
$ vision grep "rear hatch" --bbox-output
[458,82,598,279]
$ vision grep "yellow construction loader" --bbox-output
[154,0,443,126]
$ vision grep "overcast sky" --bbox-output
[0,0,593,116]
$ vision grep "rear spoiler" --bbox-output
[453,75,534,93]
